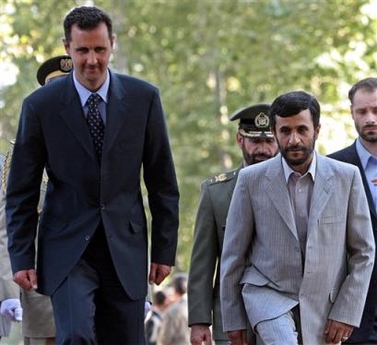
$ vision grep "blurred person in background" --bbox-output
[328,77,377,344]
[0,154,22,341]
[158,273,189,345]
[145,290,170,345]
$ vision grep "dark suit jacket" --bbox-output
[328,141,377,343]
[6,71,179,300]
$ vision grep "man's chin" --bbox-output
[283,152,308,166]
[254,155,271,163]
[362,132,377,143]
[286,157,309,166]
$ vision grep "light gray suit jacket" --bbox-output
[220,153,375,345]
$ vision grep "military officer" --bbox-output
[0,153,22,340]
[2,55,73,345]
[188,104,279,345]
[36,55,73,86]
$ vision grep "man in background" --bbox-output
[1,55,73,345]
[145,290,170,345]
[188,104,278,345]
[158,273,189,345]
[328,77,377,344]
[0,154,22,340]
[23,55,73,345]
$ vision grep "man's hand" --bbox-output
[324,319,353,343]
[0,298,23,322]
[190,324,212,345]
[13,269,38,291]
[148,263,171,285]
[227,329,248,345]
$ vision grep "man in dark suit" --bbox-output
[328,77,377,344]
[6,6,179,345]
[188,104,278,345]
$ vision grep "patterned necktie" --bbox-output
[86,93,105,162]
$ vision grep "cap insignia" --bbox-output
[255,112,270,129]
[60,58,73,72]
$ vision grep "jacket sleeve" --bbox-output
[188,181,218,326]
[328,167,375,326]
[143,90,179,266]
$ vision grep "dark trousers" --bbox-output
[51,225,146,345]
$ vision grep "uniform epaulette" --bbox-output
[1,141,48,193]
[1,144,13,193]
[207,169,237,185]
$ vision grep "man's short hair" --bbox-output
[63,6,113,42]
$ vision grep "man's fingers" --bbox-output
[14,269,37,290]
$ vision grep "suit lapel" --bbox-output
[332,142,376,219]
[58,75,96,161]
[348,143,377,219]
[57,73,131,164]
[102,73,131,155]
[265,156,298,239]
[308,155,333,226]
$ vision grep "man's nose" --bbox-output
[87,50,98,64]
[288,132,300,145]
[364,110,377,124]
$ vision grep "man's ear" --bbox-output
[110,34,116,48]
[314,123,321,140]
[62,38,70,54]
[236,132,243,148]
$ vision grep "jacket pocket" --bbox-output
[329,288,339,303]
[240,266,270,286]
[129,220,143,234]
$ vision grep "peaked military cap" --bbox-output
[36,55,73,86]
[230,103,273,138]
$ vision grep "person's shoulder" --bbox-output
[0,154,4,191]
[205,168,239,186]
[1,143,14,193]
[327,143,354,160]
[112,72,158,92]
[26,74,69,102]
[321,154,359,173]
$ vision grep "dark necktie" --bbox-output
[86,93,105,161]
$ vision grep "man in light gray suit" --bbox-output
[220,90,375,345]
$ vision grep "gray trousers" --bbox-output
[255,308,301,345]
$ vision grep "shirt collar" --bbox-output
[73,69,110,107]
[356,138,374,170]
[282,152,317,183]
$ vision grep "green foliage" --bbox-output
[1,0,377,271]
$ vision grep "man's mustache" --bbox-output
[285,145,307,151]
